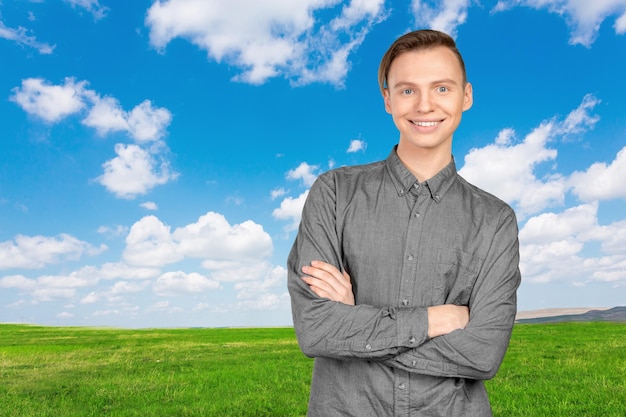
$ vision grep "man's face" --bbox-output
[383,46,473,157]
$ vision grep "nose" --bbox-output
[415,91,434,113]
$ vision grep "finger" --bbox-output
[303,266,349,296]
[301,276,340,300]
[310,261,343,280]
[310,261,351,285]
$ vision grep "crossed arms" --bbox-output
[302,260,470,339]
[287,174,521,380]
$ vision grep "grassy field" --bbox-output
[0,322,624,416]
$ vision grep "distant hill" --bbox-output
[516,306,626,324]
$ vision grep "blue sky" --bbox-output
[1,0,625,328]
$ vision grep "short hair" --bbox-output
[378,29,467,94]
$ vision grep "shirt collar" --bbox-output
[385,146,457,203]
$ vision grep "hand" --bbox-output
[301,260,355,305]
[427,304,469,338]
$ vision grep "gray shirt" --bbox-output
[287,147,521,416]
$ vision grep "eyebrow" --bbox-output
[391,78,460,89]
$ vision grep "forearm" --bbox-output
[289,175,432,360]
[426,304,469,338]
[385,210,521,379]
[384,299,517,379]
[289,252,430,360]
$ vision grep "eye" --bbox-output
[401,88,413,95]
[436,86,449,93]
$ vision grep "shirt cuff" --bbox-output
[395,306,429,348]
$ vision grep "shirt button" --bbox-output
[399,383,406,390]
[414,212,420,218]
[407,254,414,261]
[365,344,372,351]
[408,336,416,344]
[402,299,409,306]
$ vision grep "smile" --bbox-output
[411,120,441,127]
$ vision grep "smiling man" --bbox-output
[288,30,521,416]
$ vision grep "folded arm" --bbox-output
[299,206,520,380]
[383,208,521,380]
[301,260,468,338]
[288,175,431,360]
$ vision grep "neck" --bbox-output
[396,142,452,182]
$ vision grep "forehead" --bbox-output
[387,46,464,85]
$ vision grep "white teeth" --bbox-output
[413,121,439,127]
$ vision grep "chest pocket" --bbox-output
[433,248,481,305]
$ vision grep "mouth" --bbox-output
[411,120,443,127]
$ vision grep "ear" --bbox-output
[462,82,473,111]
[383,89,392,114]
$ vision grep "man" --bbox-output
[287,29,521,416]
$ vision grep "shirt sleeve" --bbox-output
[383,206,521,380]
[288,173,430,360]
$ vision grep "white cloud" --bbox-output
[153,271,220,296]
[98,262,161,280]
[123,212,274,277]
[147,300,182,313]
[10,78,87,123]
[80,291,99,304]
[459,121,565,217]
[492,0,626,46]
[11,77,176,198]
[81,95,129,135]
[202,259,272,283]
[597,220,626,255]
[145,0,387,86]
[110,280,150,294]
[616,10,626,32]
[123,215,182,267]
[236,293,283,310]
[233,265,287,309]
[557,94,601,136]
[347,139,367,153]
[141,201,158,210]
[273,190,309,232]
[519,203,599,244]
[32,288,76,302]
[0,234,106,270]
[12,78,173,143]
[174,212,273,262]
[37,267,101,289]
[411,0,471,36]
[97,143,178,199]
[518,203,626,287]
[567,146,626,202]
[1,262,159,306]
[83,97,172,142]
[287,162,319,187]
[97,225,130,238]
[459,94,600,217]
[271,187,287,200]
[126,100,172,142]
[0,21,55,54]
[64,0,109,20]
[0,275,37,291]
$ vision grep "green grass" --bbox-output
[488,322,626,417]
[1,322,624,416]
[0,326,311,416]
